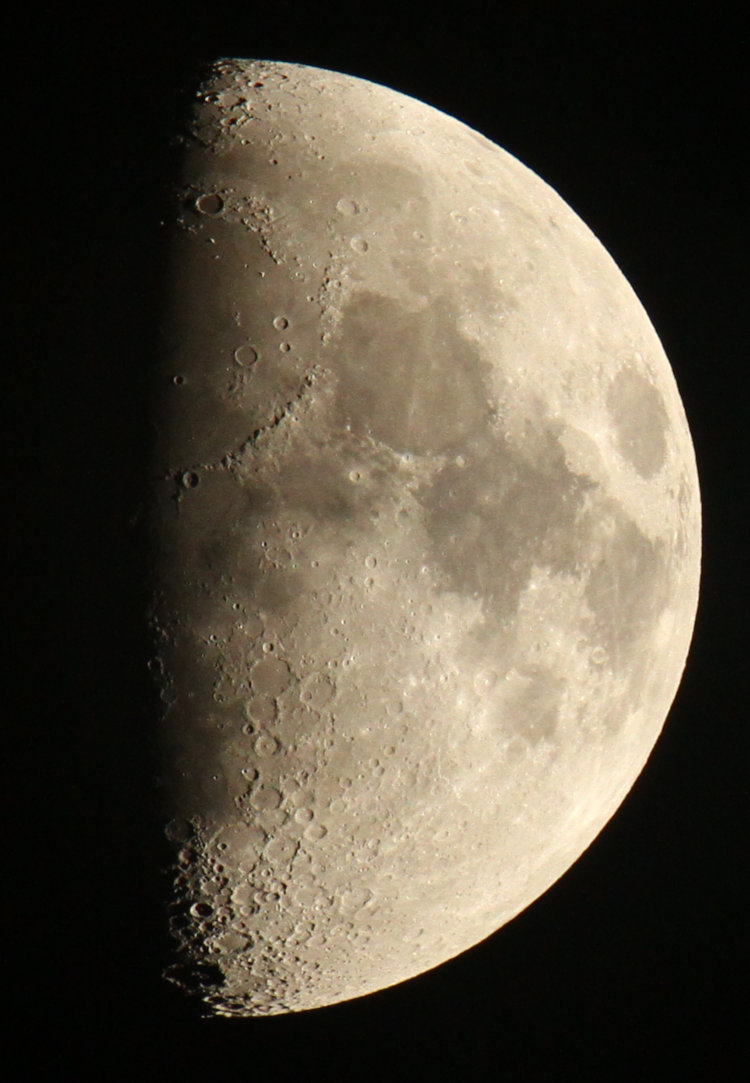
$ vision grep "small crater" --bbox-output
[214,931,248,952]
[272,315,289,330]
[341,887,372,911]
[336,198,358,215]
[254,887,280,904]
[254,733,280,756]
[304,823,328,841]
[350,236,369,253]
[300,673,335,709]
[195,193,224,215]
[234,344,258,366]
[251,656,291,696]
[244,696,276,724]
[265,837,297,863]
[165,818,193,843]
[251,785,282,811]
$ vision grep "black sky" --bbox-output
[18,3,746,1077]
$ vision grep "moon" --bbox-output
[149,58,700,1016]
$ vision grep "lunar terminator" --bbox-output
[149,58,700,1015]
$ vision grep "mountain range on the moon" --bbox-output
[148,59,699,1015]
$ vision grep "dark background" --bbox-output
[19,2,745,1078]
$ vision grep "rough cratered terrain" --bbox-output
[149,59,701,1015]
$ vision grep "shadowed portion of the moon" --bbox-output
[149,58,700,1016]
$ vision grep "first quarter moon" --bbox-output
[149,59,701,1015]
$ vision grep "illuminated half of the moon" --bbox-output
[149,58,700,1015]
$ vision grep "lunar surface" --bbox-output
[148,59,701,1016]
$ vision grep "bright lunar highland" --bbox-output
[149,58,701,1016]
